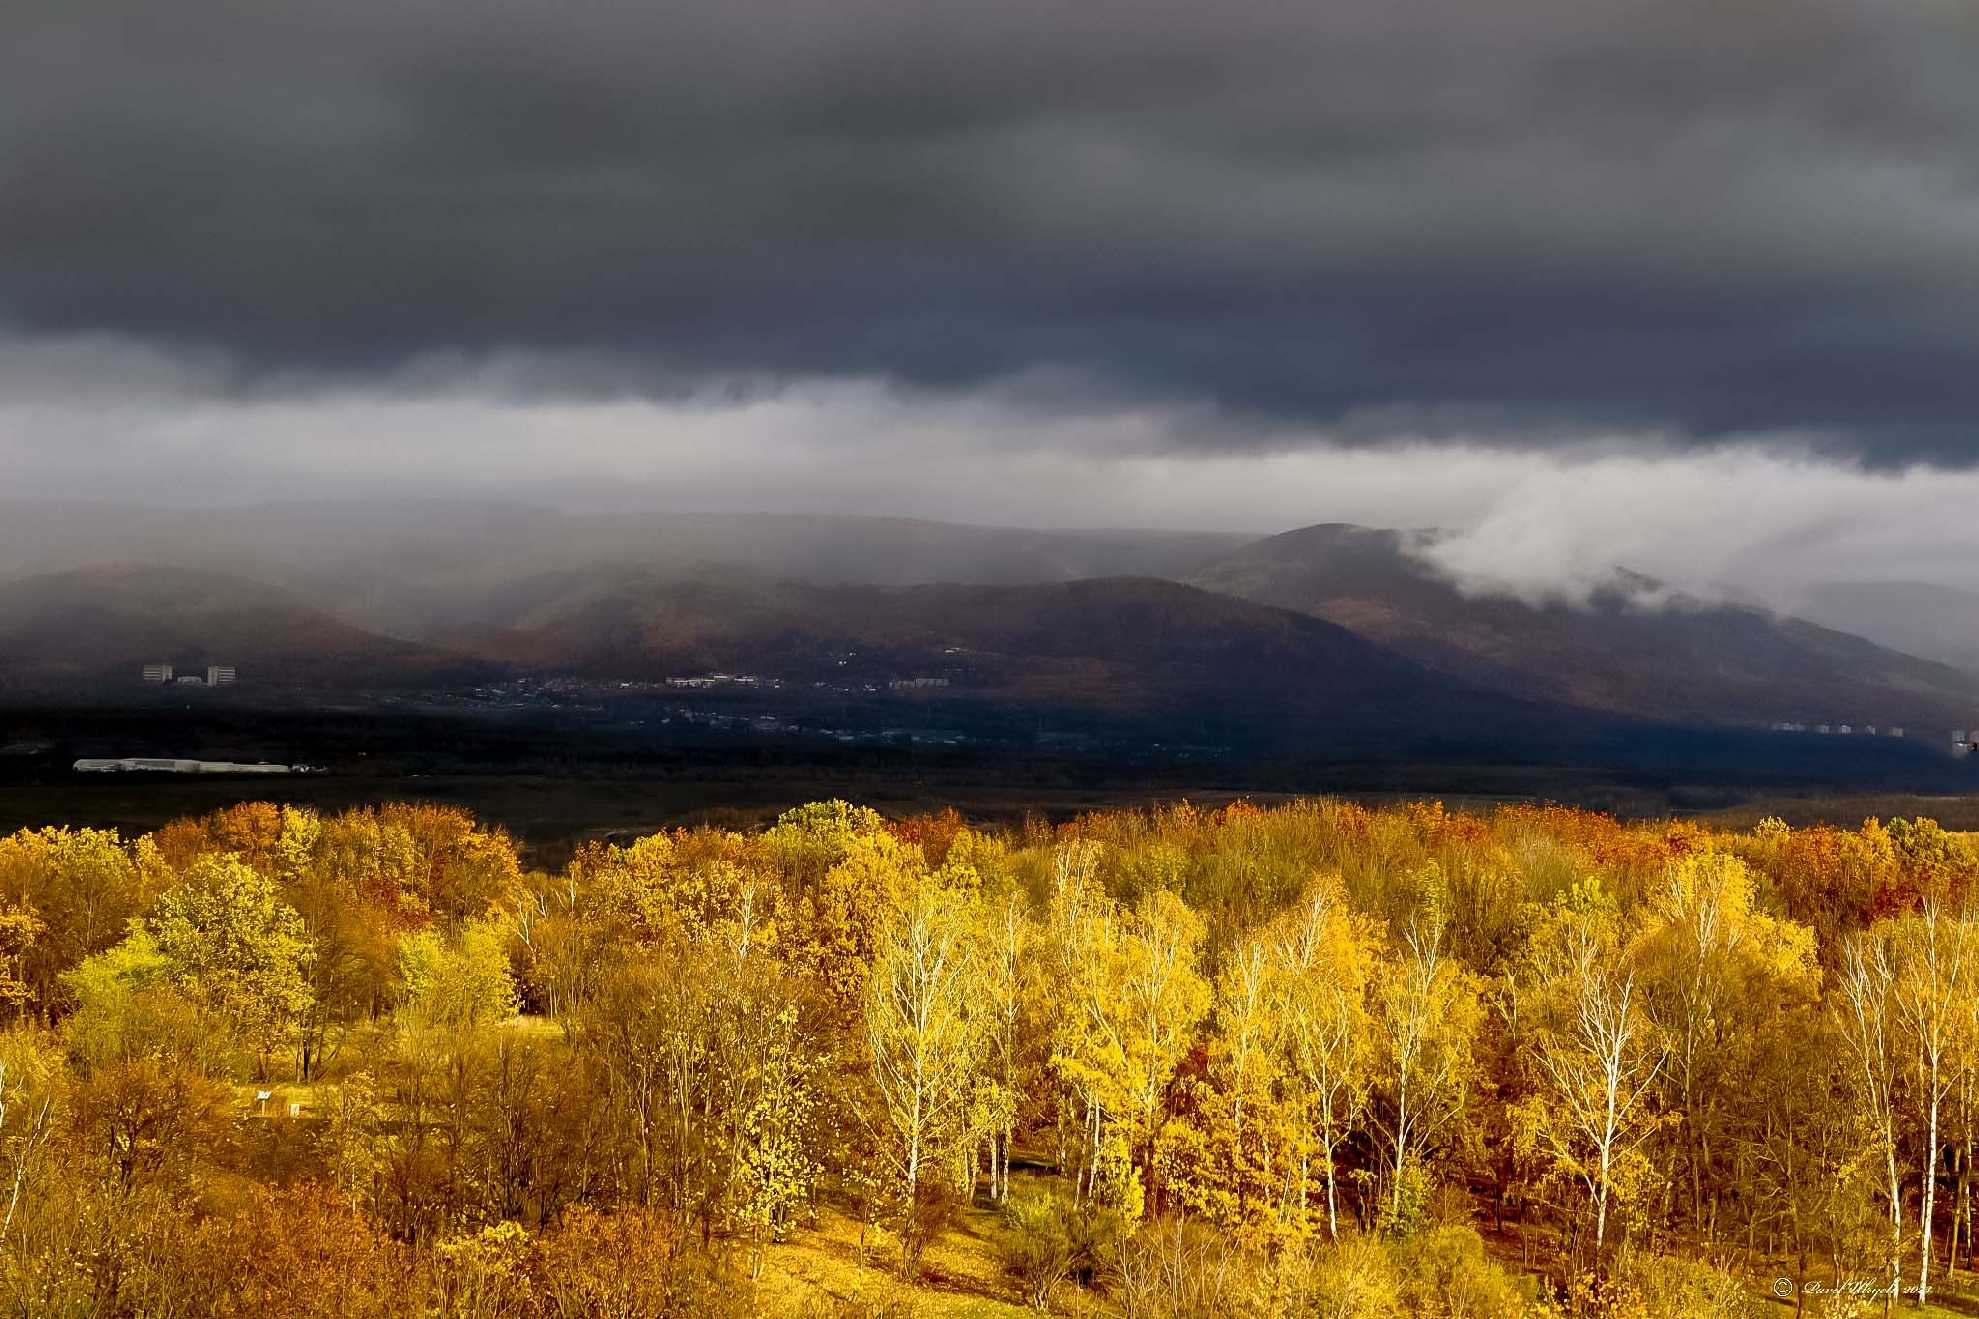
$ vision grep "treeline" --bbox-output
[0,798,1974,1316]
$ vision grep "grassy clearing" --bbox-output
[749,1193,1979,1319]
[754,1199,1042,1318]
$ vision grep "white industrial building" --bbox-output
[74,758,293,774]
[139,661,237,687]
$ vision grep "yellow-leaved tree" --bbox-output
[1268,873,1375,1241]
[1631,850,1818,1238]
[149,855,316,1078]
[1370,904,1482,1233]
[1836,925,1905,1314]
[1517,879,1666,1275]
[865,871,985,1269]
[1886,902,1975,1309]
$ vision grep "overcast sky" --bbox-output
[7,0,1979,602]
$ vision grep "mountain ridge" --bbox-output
[1189,523,1979,734]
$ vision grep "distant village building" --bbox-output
[207,665,237,686]
[889,677,951,690]
[1772,721,1905,738]
[142,663,173,683]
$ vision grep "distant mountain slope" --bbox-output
[0,501,1247,635]
[440,571,1597,753]
[0,566,492,690]
[1190,524,1979,733]
[1793,580,1979,677]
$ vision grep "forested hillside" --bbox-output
[1,797,1976,1316]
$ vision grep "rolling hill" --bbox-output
[0,566,495,692]
[436,571,1602,755]
[1189,524,1979,736]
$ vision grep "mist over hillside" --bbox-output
[0,500,1247,636]
[0,565,494,694]
[1792,580,1979,678]
[1189,523,1979,735]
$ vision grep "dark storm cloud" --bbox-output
[7,0,1979,460]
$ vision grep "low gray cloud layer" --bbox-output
[5,330,1978,616]
[7,0,1979,460]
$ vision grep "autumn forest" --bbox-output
[1,797,1976,1318]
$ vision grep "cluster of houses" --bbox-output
[667,672,952,691]
[666,673,770,689]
